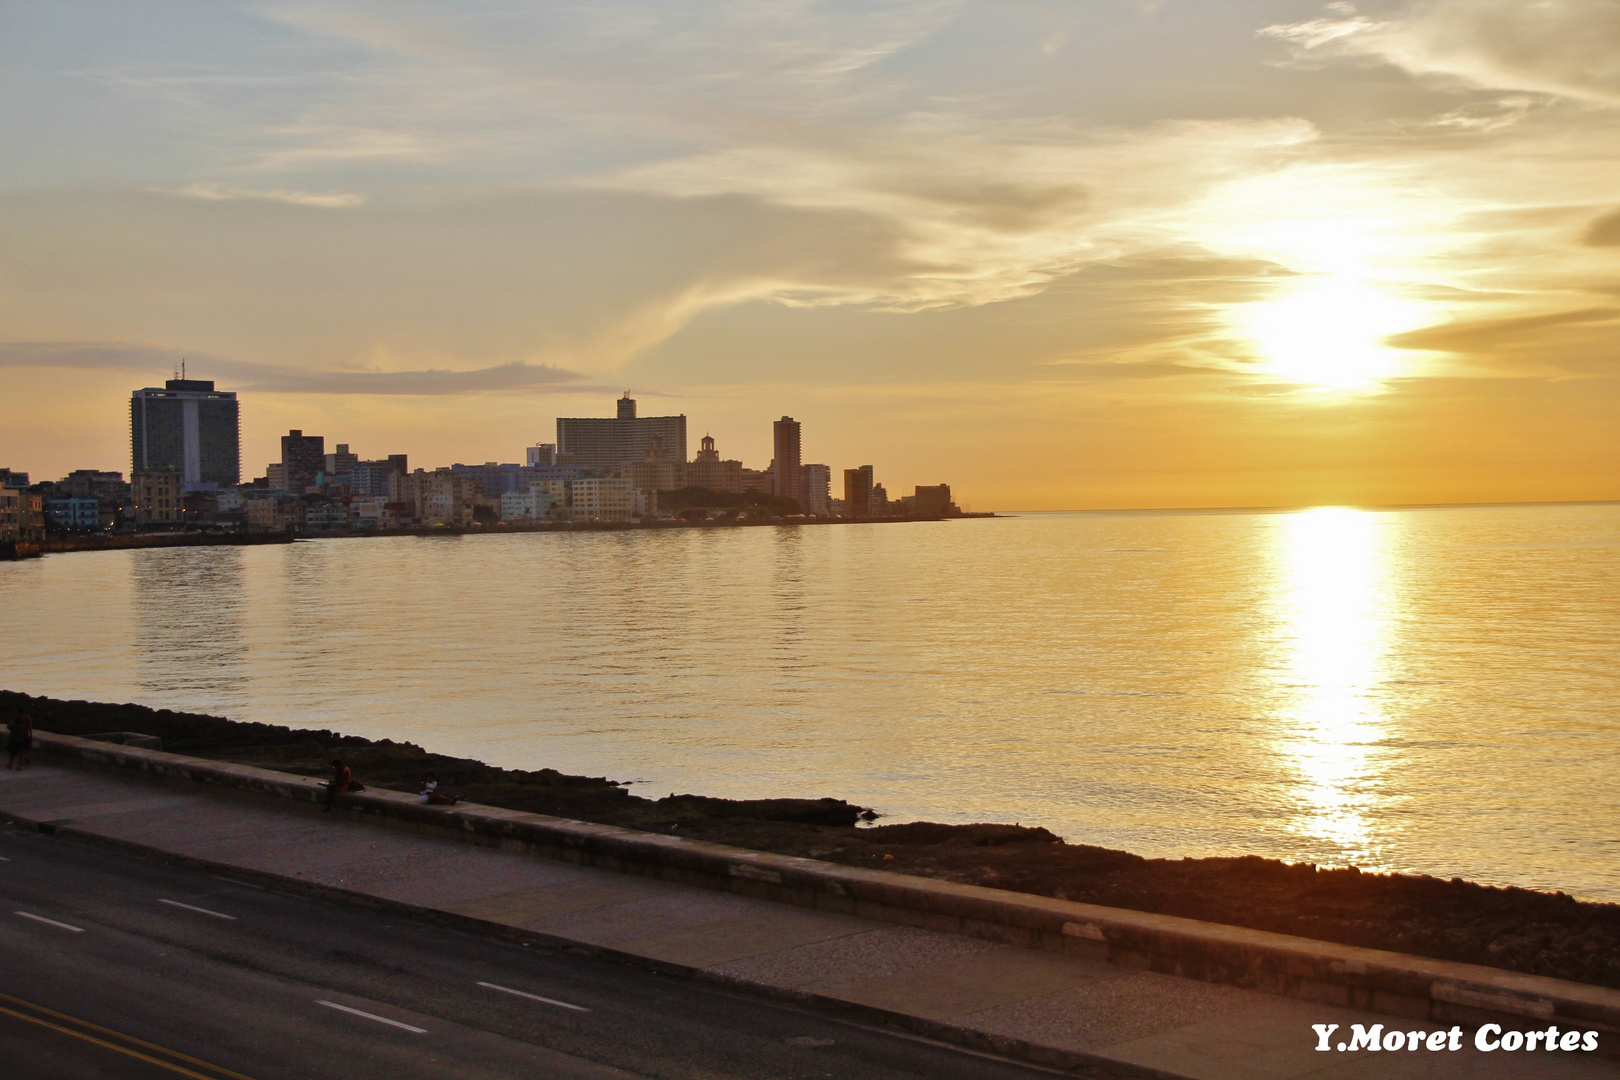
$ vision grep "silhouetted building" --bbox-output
[555,476,635,522]
[500,488,557,521]
[132,468,182,526]
[800,464,831,516]
[772,416,802,506]
[391,469,476,526]
[0,485,44,543]
[556,393,686,472]
[59,469,123,497]
[452,462,527,497]
[45,495,101,531]
[350,455,408,497]
[912,484,959,517]
[279,430,324,493]
[843,465,873,518]
[130,378,240,488]
[350,497,396,530]
[686,434,744,493]
[628,434,683,492]
[56,470,127,528]
[871,482,890,518]
[244,494,285,533]
[324,444,360,483]
[305,499,349,532]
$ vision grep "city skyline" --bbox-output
[2,2,1618,509]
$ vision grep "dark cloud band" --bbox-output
[0,341,594,396]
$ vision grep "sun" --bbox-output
[1237,278,1426,392]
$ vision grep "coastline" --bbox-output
[5,689,1616,993]
[5,512,998,560]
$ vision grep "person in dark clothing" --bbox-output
[322,758,364,810]
[6,712,33,770]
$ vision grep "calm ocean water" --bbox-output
[3,504,1617,899]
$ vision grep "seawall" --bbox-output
[29,728,1620,1053]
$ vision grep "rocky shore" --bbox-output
[6,690,1617,990]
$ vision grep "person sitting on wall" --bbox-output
[322,758,365,811]
[418,773,459,805]
[6,711,33,770]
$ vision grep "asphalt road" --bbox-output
[0,824,1075,1080]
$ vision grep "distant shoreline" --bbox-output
[8,511,999,560]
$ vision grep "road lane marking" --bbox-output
[0,1003,255,1075]
[0,1006,223,1080]
[315,1000,427,1033]
[476,981,590,1012]
[0,991,257,1080]
[158,899,237,920]
[15,910,84,932]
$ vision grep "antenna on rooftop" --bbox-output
[181,357,187,380]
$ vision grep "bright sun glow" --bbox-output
[1238,278,1428,392]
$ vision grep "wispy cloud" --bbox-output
[1584,206,1620,246]
[161,183,365,208]
[1263,1,1620,105]
[0,342,595,395]
[602,117,1318,309]
[1388,306,1620,350]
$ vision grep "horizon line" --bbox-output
[994,498,1620,516]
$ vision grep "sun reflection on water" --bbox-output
[1271,507,1395,866]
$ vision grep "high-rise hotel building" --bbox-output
[843,465,874,518]
[556,393,686,472]
[772,416,802,506]
[130,378,241,489]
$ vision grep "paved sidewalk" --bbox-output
[1,761,1612,1079]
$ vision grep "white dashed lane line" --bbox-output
[315,1000,427,1033]
[477,981,590,1012]
[157,899,237,920]
[14,911,84,933]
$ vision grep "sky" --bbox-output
[1,0,1617,510]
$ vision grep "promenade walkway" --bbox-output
[1,759,1612,1080]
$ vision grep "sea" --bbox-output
[3,503,1617,901]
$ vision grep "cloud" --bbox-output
[243,361,592,394]
[0,341,593,395]
[159,183,365,208]
[633,248,1294,387]
[1385,307,1620,378]
[0,187,933,374]
[135,2,1321,311]
[602,116,1318,309]
[1386,307,1620,352]
[1263,1,1620,105]
[1584,206,1620,246]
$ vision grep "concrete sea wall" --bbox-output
[33,729,1620,1050]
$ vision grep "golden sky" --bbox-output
[1,0,1617,509]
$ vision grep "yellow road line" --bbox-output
[0,992,257,1080]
